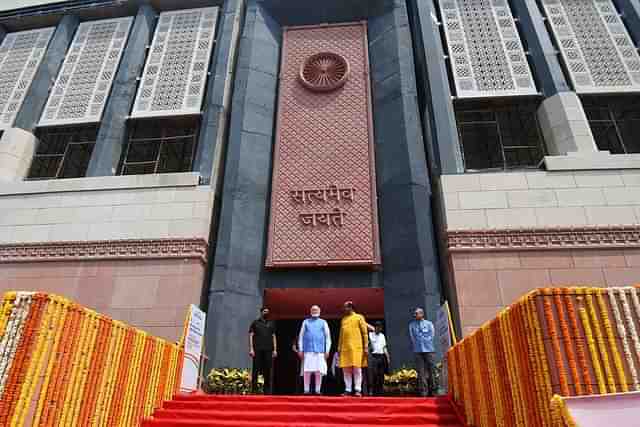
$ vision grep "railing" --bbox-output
[447,286,640,427]
[0,292,184,426]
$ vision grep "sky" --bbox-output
[0,0,67,12]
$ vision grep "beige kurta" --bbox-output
[338,312,369,368]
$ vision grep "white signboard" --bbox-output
[180,304,206,393]
[436,301,453,393]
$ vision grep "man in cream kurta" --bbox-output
[338,301,368,396]
[297,305,332,395]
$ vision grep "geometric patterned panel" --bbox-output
[266,23,381,268]
[130,7,218,119]
[541,0,640,93]
[38,17,133,127]
[439,0,537,98]
[0,28,54,130]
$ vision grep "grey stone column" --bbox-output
[193,0,245,187]
[204,1,280,370]
[14,15,79,132]
[86,5,157,177]
[510,0,571,96]
[408,0,464,175]
[369,0,443,369]
[0,25,7,43]
[616,0,640,45]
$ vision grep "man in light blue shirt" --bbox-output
[408,307,435,396]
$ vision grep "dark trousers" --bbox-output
[252,350,273,394]
[368,354,386,396]
[415,352,435,396]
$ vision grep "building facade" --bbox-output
[0,0,639,391]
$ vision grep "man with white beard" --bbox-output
[297,305,332,395]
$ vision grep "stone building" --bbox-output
[0,0,638,393]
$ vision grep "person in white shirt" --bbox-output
[367,321,390,396]
[297,305,332,395]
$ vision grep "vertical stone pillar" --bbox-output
[193,0,244,186]
[0,25,7,43]
[408,0,464,175]
[615,0,640,46]
[86,5,157,177]
[537,92,598,156]
[0,128,38,182]
[13,15,79,132]
[510,0,571,96]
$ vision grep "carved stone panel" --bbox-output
[266,23,380,268]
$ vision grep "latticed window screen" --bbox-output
[130,7,218,119]
[38,17,133,127]
[0,28,54,130]
[541,0,640,93]
[438,0,537,98]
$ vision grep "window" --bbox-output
[455,100,546,171]
[582,96,640,154]
[28,126,97,179]
[120,118,199,175]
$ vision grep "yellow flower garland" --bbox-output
[551,395,577,427]
[583,293,616,393]
[596,290,628,392]
[577,302,607,394]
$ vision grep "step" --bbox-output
[142,420,463,427]
[162,400,455,414]
[152,409,460,424]
[173,394,449,405]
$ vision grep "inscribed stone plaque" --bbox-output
[265,23,380,268]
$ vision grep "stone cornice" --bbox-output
[0,238,208,263]
[447,226,640,252]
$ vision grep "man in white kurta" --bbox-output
[297,305,332,395]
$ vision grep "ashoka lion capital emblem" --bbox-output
[299,52,350,92]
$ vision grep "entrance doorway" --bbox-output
[264,288,384,395]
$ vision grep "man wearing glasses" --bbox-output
[408,307,435,397]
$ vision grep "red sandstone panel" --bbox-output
[266,22,380,268]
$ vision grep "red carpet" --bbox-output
[141,394,466,426]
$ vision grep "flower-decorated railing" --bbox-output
[0,292,184,426]
[448,286,640,427]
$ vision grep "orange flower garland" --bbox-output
[0,292,185,427]
[553,289,582,395]
[542,289,570,396]
[448,287,640,427]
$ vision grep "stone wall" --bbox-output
[0,173,213,243]
[441,169,640,336]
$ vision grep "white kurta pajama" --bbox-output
[298,317,332,393]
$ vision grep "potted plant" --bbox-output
[204,368,263,395]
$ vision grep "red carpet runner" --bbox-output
[141,394,466,427]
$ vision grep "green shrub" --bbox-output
[205,368,263,395]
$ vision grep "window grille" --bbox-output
[0,28,54,130]
[540,0,640,94]
[130,7,218,119]
[120,118,199,175]
[582,96,640,154]
[38,17,133,127]
[28,126,97,179]
[455,100,546,171]
[437,0,537,98]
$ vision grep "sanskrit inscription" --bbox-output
[265,23,381,268]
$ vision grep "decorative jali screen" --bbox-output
[39,17,133,127]
[131,7,218,119]
[439,0,537,98]
[0,28,54,130]
[541,0,640,93]
[266,23,380,268]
